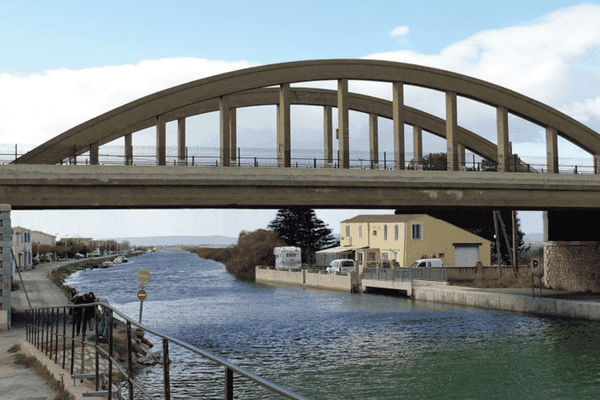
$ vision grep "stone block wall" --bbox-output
[544,241,600,292]
[0,205,11,329]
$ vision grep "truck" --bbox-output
[274,247,302,269]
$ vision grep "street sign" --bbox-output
[532,258,540,271]
[136,268,151,284]
[137,289,148,302]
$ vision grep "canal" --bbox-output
[65,248,600,399]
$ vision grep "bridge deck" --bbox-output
[2,164,600,210]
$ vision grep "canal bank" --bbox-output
[256,266,600,321]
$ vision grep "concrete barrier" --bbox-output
[255,267,304,285]
[305,271,353,292]
[255,267,354,292]
[412,286,600,321]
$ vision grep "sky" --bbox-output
[3,1,600,240]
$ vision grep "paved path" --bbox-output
[1,260,73,400]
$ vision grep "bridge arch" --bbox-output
[16,59,600,172]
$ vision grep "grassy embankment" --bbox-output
[183,229,284,281]
[48,258,117,302]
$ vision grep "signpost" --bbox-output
[531,259,540,297]
[136,269,151,323]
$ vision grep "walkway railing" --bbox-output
[363,267,448,283]
[25,303,310,400]
[2,148,597,174]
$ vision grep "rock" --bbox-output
[138,351,163,365]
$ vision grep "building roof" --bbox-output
[341,214,425,224]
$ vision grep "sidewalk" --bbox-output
[0,260,89,400]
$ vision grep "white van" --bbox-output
[326,259,355,274]
[409,258,443,268]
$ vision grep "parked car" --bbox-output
[326,259,355,274]
[409,258,443,268]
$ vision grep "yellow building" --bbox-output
[340,214,491,268]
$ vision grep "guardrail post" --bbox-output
[225,366,234,400]
[70,309,76,375]
[108,310,113,400]
[127,321,134,400]
[163,338,171,400]
[95,305,100,392]
[55,308,59,363]
[62,307,67,369]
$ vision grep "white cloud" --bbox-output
[0,58,255,145]
[364,4,600,148]
[390,26,409,37]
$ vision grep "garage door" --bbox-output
[455,246,479,266]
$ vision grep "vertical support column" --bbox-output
[220,97,231,167]
[0,205,11,330]
[458,143,466,170]
[546,127,558,173]
[156,115,166,166]
[446,91,459,171]
[323,106,333,165]
[177,118,186,165]
[393,82,405,170]
[278,84,291,167]
[369,113,379,166]
[90,143,99,165]
[496,106,510,172]
[594,154,600,175]
[125,134,133,166]
[338,79,350,169]
[229,108,237,162]
[412,126,423,167]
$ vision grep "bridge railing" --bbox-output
[3,150,597,174]
[363,267,448,283]
[25,303,310,400]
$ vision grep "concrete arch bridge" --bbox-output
[2,59,599,218]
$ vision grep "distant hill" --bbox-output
[524,233,544,243]
[112,235,238,247]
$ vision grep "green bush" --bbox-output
[184,229,284,281]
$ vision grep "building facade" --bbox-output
[31,230,56,246]
[12,226,33,272]
[340,214,491,268]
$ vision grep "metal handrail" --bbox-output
[26,303,310,400]
[362,267,448,283]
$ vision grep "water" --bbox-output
[65,248,600,399]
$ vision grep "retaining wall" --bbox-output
[544,241,600,292]
[446,266,522,281]
[255,267,354,292]
[412,286,600,321]
[305,270,353,291]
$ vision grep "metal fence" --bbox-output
[25,303,310,400]
[363,267,448,283]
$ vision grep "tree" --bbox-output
[268,208,336,264]
[423,152,448,171]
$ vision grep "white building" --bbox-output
[12,226,33,272]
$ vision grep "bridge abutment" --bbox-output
[544,241,600,292]
[0,204,11,330]
[543,210,600,291]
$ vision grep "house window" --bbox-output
[358,225,363,238]
[439,253,445,258]
[373,230,377,236]
[394,224,399,241]
[345,225,350,237]
[384,225,388,241]
[412,223,423,240]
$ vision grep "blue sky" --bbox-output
[3,1,600,239]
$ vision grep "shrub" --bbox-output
[185,229,284,281]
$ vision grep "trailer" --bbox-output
[274,247,301,269]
